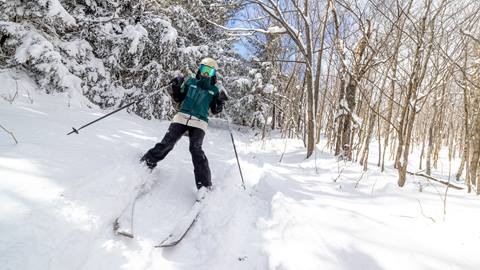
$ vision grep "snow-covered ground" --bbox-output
[1,75,480,270]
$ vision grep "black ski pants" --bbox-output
[144,123,211,189]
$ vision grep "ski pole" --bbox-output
[67,82,171,135]
[224,111,246,190]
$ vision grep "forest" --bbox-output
[2,0,478,192]
[1,1,480,268]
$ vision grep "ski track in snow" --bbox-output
[1,91,480,270]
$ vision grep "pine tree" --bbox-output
[0,0,244,119]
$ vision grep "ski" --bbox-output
[113,175,157,238]
[155,190,210,248]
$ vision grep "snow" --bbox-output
[123,24,148,54]
[351,111,363,126]
[1,84,480,270]
[266,26,286,34]
[14,30,54,63]
[38,0,77,26]
[340,97,349,109]
[6,23,88,107]
[263,83,276,94]
[159,20,178,44]
[0,69,36,103]
[179,45,209,57]
[233,77,252,88]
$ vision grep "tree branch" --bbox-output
[407,171,464,190]
[0,124,18,144]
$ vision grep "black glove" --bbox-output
[171,76,185,103]
[219,90,229,101]
[211,91,227,114]
[170,76,184,88]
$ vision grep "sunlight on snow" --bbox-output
[59,200,100,231]
[0,157,63,202]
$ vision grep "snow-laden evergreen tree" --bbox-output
[0,0,89,106]
[226,31,286,131]
[0,0,244,119]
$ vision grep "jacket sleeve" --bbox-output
[172,77,187,103]
[210,90,228,114]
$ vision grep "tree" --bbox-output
[0,0,242,118]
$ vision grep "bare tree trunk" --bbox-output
[377,94,382,167]
[381,0,412,172]
[397,0,436,187]
[426,94,439,175]
[471,114,480,193]
[316,50,334,144]
[331,3,373,160]
[313,1,330,120]
[433,88,447,170]
[361,108,376,171]
[456,134,467,180]
[419,121,427,170]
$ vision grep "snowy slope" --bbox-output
[1,77,480,270]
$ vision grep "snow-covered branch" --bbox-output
[205,18,286,35]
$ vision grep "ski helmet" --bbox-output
[200,57,219,70]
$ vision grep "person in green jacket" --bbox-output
[140,58,227,190]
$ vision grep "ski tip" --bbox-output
[155,235,179,248]
[155,242,177,248]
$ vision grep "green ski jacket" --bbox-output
[178,77,221,122]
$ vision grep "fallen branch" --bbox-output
[355,170,367,188]
[0,124,18,144]
[443,162,452,221]
[417,199,436,223]
[333,158,347,182]
[1,80,19,104]
[407,171,463,190]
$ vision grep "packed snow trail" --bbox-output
[2,89,480,270]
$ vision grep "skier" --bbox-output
[140,58,227,190]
